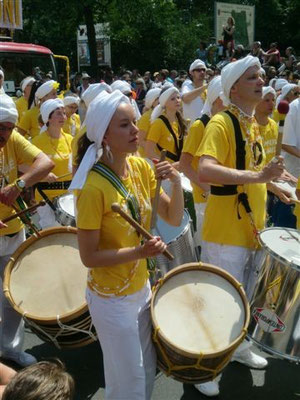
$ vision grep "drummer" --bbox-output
[70,90,184,400]
[197,56,286,395]
[14,76,36,122]
[0,95,54,367]
[179,76,224,249]
[63,95,81,137]
[32,99,72,229]
[145,86,188,168]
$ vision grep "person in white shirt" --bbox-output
[181,59,207,122]
[282,97,300,178]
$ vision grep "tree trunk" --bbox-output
[83,5,98,77]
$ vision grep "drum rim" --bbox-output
[259,227,300,271]
[151,262,250,358]
[3,226,87,324]
[54,194,75,219]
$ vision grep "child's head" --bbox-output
[2,360,74,400]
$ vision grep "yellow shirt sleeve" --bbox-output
[137,110,151,133]
[182,119,205,156]
[13,130,42,164]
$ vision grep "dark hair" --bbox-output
[28,81,43,109]
[2,359,74,400]
[176,111,188,138]
[76,133,93,166]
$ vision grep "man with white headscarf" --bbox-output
[181,59,207,122]
[0,95,54,367]
[179,76,224,251]
[14,76,36,122]
[196,56,286,395]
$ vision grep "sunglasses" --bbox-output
[193,68,206,72]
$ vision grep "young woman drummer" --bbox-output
[70,90,184,400]
[145,85,187,168]
[32,99,72,229]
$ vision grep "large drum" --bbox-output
[3,227,97,349]
[151,263,250,383]
[54,193,76,227]
[248,227,300,363]
[152,209,197,277]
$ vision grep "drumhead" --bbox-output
[153,269,245,354]
[259,228,300,268]
[8,229,87,319]
[153,209,190,244]
[57,194,75,217]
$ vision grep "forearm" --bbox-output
[21,153,54,188]
[182,86,205,104]
[145,140,159,159]
[158,181,184,226]
[282,144,300,158]
[179,154,209,191]
[80,246,142,269]
[198,161,261,184]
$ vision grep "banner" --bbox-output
[0,0,23,30]
[215,2,255,48]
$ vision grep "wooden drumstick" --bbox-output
[111,202,174,261]
[2,201,46,223]
[290,198,300,205]
[11,204,41,237]
[150,149,166,229]
[56,172,72,180]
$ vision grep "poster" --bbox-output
[215,2,255,48]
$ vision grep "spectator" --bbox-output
[143,71,153,90]
[135,78,147,113]
[233,44,245,60]
[250,41,264,64]
[222,17,235,58]
[195,42,207,63]
[77,72,91,97]
[263,42,281,69]
[170,70,178,83]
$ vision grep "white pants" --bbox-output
[0,229,26,356]
[37,203,60,230]
[86,281,157,400]
[194,202,207,247]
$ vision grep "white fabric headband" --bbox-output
[63,96,80,106]
[145,88,161,109]
[81,83,112,108]
[201,76,222,117]
[151,87,179,122]
[21,76,35,92]
[70,90,131,190]
[274,79,288,91]
[0,70,4,79]
[111,80,131,94]
[189,59,206,73]
[262,86,276,98]
[0,94,18,124]
[276,83,297,107]
[35,80,59,100]
[40,98,64,133]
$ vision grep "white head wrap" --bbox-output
[145,88,161,109]
[35,80,59,101]
[262,86,276,98]
[151,87,180,122]
[21,76,35,92]
[201,76,222,117]
[70,90,130,190]
[111,80,132,94]
[275,83,297,107]
[274,79,288,92]
[63,95,80,107]
[40,98,64,133]
[189,59,206,74]
[0,94,18,124]
[269,78,276,89]
[0,70,4,79]
[81,83,112,108]
[220,56,261,106]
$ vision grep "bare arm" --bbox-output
[179,152,210,192]
[145,140,159,160]
[281,144,300,158]
[182,85,207,104]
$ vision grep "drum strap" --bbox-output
[156,115,184,162]
[195,114,210,127]
[34,181,72,212]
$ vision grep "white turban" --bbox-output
[81,83,112,108]
[21,76,35,92]
[151,86,180,122]
[262,86,276,98]
[70,90,130,190]
[0,70,4,79]
[269,78,276,89]
[189,59,206,74]
[40,98,64,133]
[275,83,297,107]
[145,88,161,109]
[111,80,132,94]
[274,79,288,92]
[35,80,59,101]
[201,76,222,117]
[63,95,80,107]
[220,56,261,106]
[0,94,18,124]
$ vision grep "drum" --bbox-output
[151,263,250,383]
[54,193,76,227]
[152,209,197,277]
[248,227,300,363]
[3,227,97,349]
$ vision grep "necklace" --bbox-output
[228,103,263,171]
[0,148,5,189]
[47,130,72,160]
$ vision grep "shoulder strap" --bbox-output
[224,110,246,170]
[158,115,183,160]
[196,114,210,127]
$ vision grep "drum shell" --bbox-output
[3,227,96,349]
[248,229,300,363]
[54,194,76,227]
[153,210,197,277]
[151,263,250,384]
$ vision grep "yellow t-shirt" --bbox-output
[137,109,152,158]
[15,96,28,122]
[0,130,41,235]
[32,130,72,201]
[197,111,267,249]
[17,106,41,139]
[71,125,86,167]
[182,118,207,204]
[63,113,81,137]
[147,115,181,163]
[294,176,300,229]
[259,117,278,164]
[77,156,158,296]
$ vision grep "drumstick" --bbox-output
[150,150,167,229]
[111,202,174,261]
[56,172,72,180]
[2,201,46,223]
[11,204,41,237]
[290,198,300,205]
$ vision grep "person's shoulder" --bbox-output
[289,98,300,112]
[32,131,46,145]
[268,117,278,129]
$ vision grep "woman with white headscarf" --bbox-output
[71,90,183,400]
[63,95,81,137]
[14,76,35,122]
[137,87,161,157]
[32,99,72,229]
[145,86,187,166]
[272,83,300,123]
